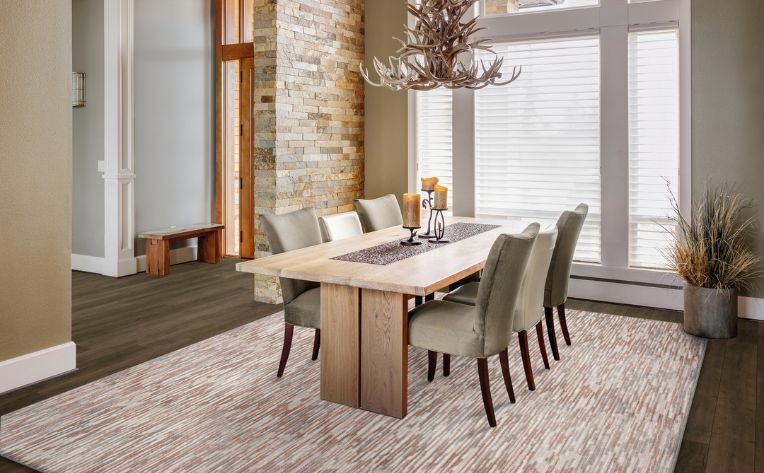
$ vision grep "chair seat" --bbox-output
[408,300,486,358]
[442,281,479,306]
[284,287,321,329]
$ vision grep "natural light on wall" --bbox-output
[474,37,602,263]
[628,29,680,269]
[417,89,454,207]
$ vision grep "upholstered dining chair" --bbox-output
[442,226,558,392]
[353,194,403,232]
[511,227,557,391]
[318,211,363,242]
[544,203,589,361]
[408,224,539,427]
[261,208,323,378]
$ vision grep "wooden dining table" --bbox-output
[236,216,523,419]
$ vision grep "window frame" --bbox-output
[408,0,691,286]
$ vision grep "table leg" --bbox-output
[198,231,221,264]
[320,283,361,408]
[146,240,170,276]
[361,289,408,418]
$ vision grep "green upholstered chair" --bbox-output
[408,224,539,427]
[511,227,557,391]
[544,203,589,361]
[442,226,558,392]
[261,208,323,377]
[353,194,403,232]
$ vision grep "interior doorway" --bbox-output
[216,0,255,258]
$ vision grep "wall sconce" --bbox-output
[72,72,86,108]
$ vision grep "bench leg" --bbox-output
[198,230,221,264]
[147,240,170,276]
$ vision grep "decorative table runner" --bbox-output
[332,223,501,266]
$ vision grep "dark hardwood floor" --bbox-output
[0,263,759,472]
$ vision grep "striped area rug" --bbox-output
[0,310,705,472]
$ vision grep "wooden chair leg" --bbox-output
[477,358,497,428]
[519,330,535,391]
[443,354,451,377]
[277,324,294,378]
[545,306,560,361]
[312,329,321,361]
[536,321,550,370]
[427,350,437,382]
[558,303,572,346]
[498,348,516,403]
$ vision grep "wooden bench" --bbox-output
[138,224,224,276]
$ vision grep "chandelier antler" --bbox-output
[360,0,521,91]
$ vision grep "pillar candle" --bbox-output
[421,177,439,191]
[402,193,421,228]
[434,185,448,209]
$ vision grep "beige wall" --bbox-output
[0,0,73,361]
[363,0,409,200]
[692,0,764,298]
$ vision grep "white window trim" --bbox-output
[408,0,691,295]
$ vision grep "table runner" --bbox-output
[331,222,501,266]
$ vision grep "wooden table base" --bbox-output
[320,283,409,418]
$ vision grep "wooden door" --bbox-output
[239,57,255,259]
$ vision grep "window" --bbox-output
[410,0,688,292]
[483,0,598,16]
[475,37,602,262]
[628,29,680,269]
[416,89,453,206]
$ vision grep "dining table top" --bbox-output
[236,216,527,296]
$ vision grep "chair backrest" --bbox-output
[544,203,589,308]
[260,208,323,305]
[354,194,403,232]
[474,223,539,356]
[513,226,558,332]
[319,212,363,242]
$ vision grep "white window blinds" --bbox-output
[475,36,602,262]
[416,89,453,206]
[628,29,680,269]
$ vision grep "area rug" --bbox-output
[0,310,705,472]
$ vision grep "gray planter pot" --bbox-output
[683,283,738,339]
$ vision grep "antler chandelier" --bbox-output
[360,0,521,91]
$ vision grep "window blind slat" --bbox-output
[475,37,602,263]
[417,89,453,207]
[628,29,680,269]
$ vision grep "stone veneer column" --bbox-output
[254,0,365,303]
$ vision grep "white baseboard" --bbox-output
[739,297,764,321]
[570,277,764,321]
[135,245,198,273]
[71,254,106,274]
[569,277,684,311]
[0,342,77,395]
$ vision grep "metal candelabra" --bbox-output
[401,226,423,246]
[429,208,449,243]
[419,189,435,239]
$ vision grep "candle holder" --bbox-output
[429,209,450,244]
[401,226,423,246]
[419,189,435,239]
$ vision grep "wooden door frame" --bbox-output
[215,0,256,258]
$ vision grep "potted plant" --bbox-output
[668,185,759,339]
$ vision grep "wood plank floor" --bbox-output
[0,263,758,472]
